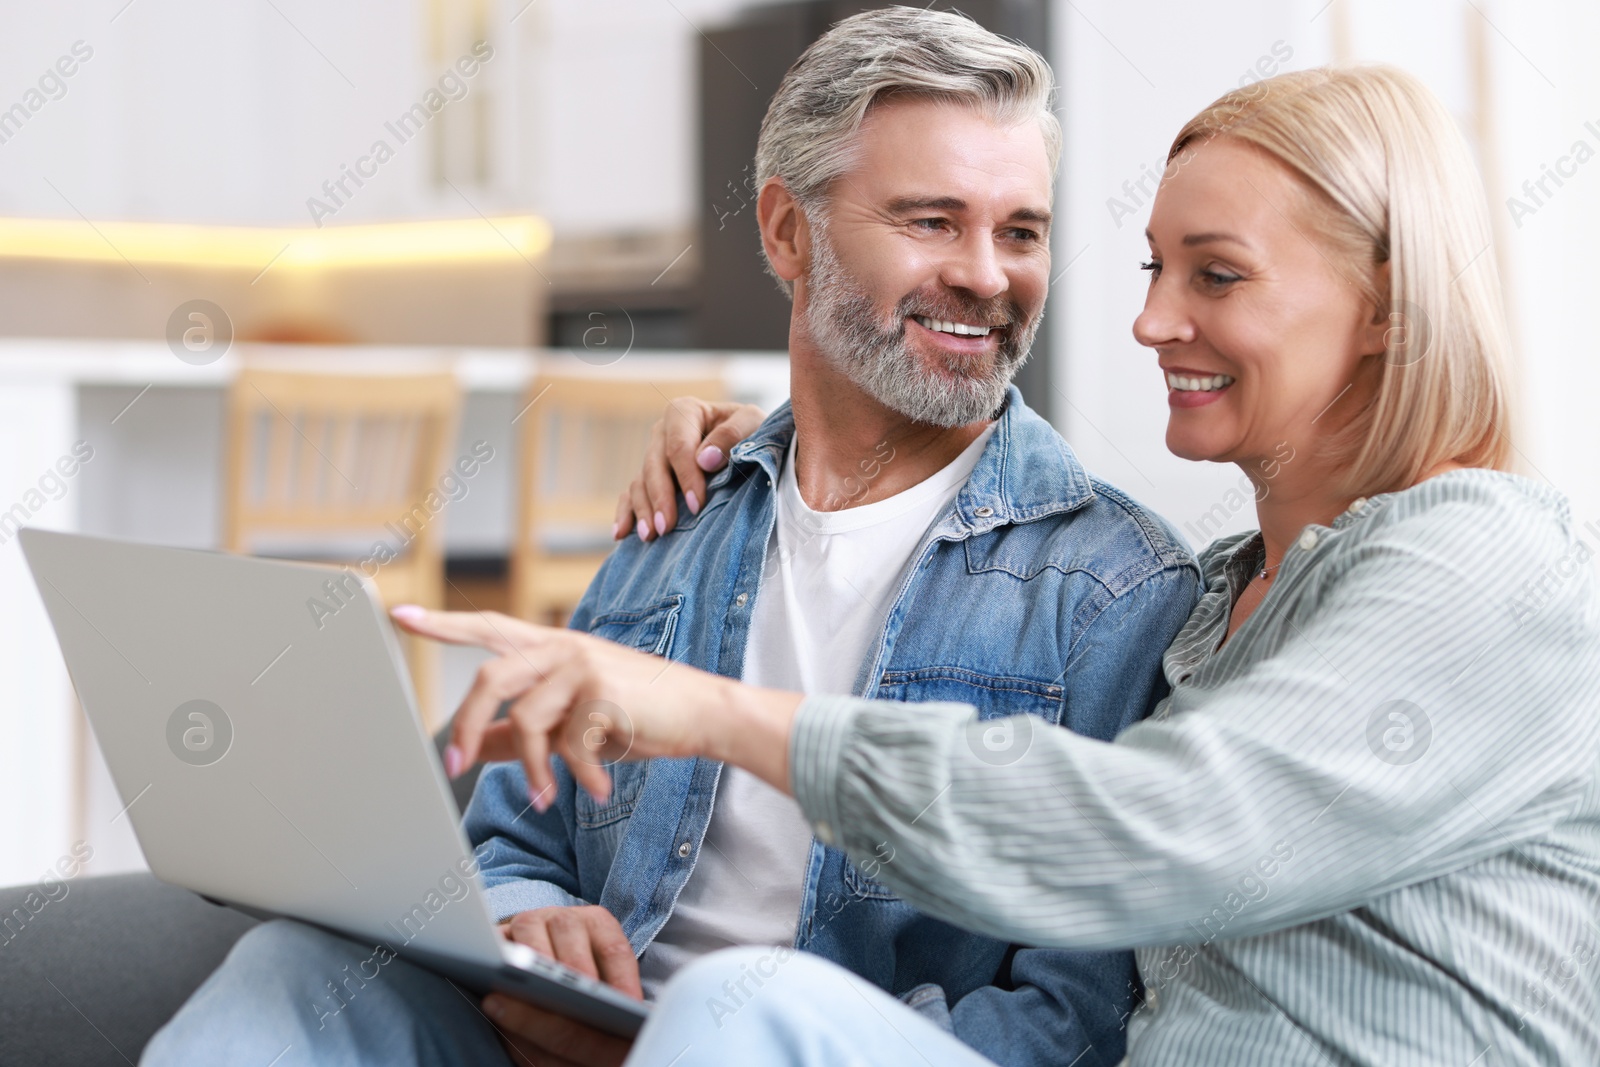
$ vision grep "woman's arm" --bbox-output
[788,489,1600,949]
[396,478,1600,951]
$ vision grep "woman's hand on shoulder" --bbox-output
[613,397,765,542]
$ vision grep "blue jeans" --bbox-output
[142,920,997,1066]
[630,946,996,1066]
[141,920,511,1066]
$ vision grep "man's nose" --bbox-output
[937,231,1008,301]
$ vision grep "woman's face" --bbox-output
[1133,137,1386,474]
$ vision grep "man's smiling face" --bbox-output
[795,95,1054,427]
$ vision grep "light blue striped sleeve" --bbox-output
[790,476,1600,951]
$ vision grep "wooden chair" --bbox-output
[221,366,462,729]
[510,371,726,625]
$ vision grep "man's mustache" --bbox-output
[893,291,1026,331]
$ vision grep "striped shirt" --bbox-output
[791,470,1600,1065]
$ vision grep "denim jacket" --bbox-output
[463,386,1201,1066]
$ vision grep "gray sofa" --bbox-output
[0,729,484,1066]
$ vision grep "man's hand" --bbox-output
[482,906,639,1067]
[483,995,632,1067]
[613,396,766,542]
[389,606,801,806]
[501,906,642,999]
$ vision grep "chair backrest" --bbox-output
[222,366,462,559]
[514,372,727,557]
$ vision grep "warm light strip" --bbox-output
[0,215,551,269]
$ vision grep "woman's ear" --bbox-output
[757,177,807,284]
[1362,262,1395,358]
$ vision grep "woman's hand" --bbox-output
[613,397,766,542]
[389,606,801,805]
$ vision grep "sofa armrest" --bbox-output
[0,872,257,1067]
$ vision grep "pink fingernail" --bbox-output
[390,604,425,623]
[654,510,667,535]
[686,490,700,515]
[636,518,650,540]
[444,744,464,778]
[529,785,551,812]
[611,521,620,540]
[697,446,723,471]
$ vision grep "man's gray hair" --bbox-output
[754,6,1061,298]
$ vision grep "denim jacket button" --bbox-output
[974,506,994,518]
[734,592,749,608]
[677,841,692,858]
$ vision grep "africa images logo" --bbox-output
[166,699,234,767]
[1365,699,1431,766]
[967,712,1034,767]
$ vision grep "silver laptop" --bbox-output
[18,528,648,1038]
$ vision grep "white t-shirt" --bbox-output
[636,425,996,999]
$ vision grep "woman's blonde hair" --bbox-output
[1170,66,1515,495]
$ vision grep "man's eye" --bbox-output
[1007,228,1040,241]
[911,218,947,231]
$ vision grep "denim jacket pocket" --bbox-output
[585,594,684,657]
[576,761,648,829]
[575,595,682,829]
[860,667,1063,883]
[874,665,1064,724]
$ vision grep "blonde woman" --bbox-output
[398,66,1600,1065]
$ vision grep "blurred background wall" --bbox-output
[0,0,1594,888]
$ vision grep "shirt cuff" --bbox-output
[789,694,865,849]
[482,878,586,923]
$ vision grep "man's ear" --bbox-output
[757,177,808,284]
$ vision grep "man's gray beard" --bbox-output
[801,225,1040,428]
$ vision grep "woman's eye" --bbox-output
[1200,268,1241,288]
[1139,259,1161,278]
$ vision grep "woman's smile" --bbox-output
[1163,366,1236,408]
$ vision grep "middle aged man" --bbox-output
[143,9,1198,1067]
